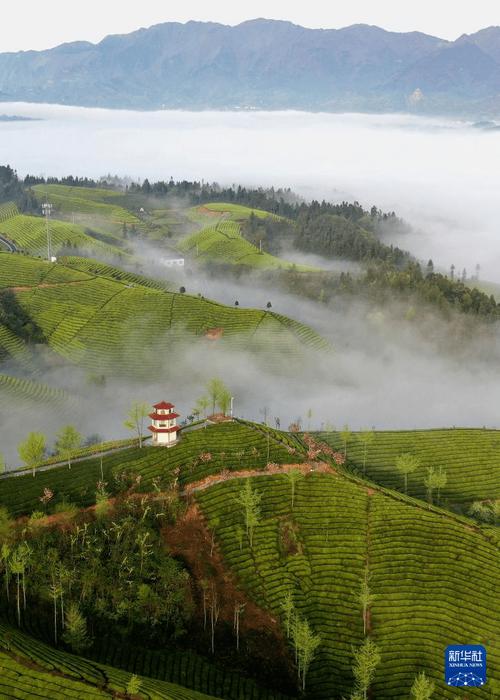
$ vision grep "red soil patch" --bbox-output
[198,206,223,217]
[204,327,224,340]
[206,412,233,423]
[163,502,280,637]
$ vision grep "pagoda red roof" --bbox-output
[149,412,179,421]
[153,401,175,410]
[148,425,181,434]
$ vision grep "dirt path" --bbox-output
[183,460,334,496]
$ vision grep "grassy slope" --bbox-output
[0,253,329,377]
[0,621,219,699]
[197,470,499,699]
[316,429,500,511]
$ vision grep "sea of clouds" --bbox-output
[1,103,500,280]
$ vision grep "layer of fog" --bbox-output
[1,103,500,280]
[1,104,500,460]
[3,245,500,467]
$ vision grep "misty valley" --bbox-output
[0,113,498,699]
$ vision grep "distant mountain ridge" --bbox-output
[0,19,499,115]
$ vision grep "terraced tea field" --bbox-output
[316,428,500,512]
[0,622,218,699]
[32,184,142,228]
[179,220,315,271]
[0,214,122,257]
[0,423,303,516]
[189,203,278,226]
[0,252,92,288]
[0,373,75,411]
[17,613,290,700]
[0,201,19,223]
[0,253,329,376]
[196,470,499,699]
[60,255,175,291]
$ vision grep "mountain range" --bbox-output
[1,19,500,115]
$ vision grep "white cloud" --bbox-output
[2,104,500,281]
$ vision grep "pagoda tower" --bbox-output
[148,401,180,446]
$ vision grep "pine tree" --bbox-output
[351,638,381,700]
[62,602,90,653]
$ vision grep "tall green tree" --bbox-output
[55,425,82,469]
[410,671,435,700]
[18,432,46,477]
[206,378,228,415]
[291,615,321,691]
[9,543,30,626]
[236,479,261,548]
[218,388,232,416]
[281,589,295,638]
[49,577,62,644]
[433,467,447,505]
[351,638,381,700]
[124,402,149,448]
[424,467,446,506]
[9,548,23,627]
[285,469,304,509]
[62,602,91,653]
[395,453,420,494]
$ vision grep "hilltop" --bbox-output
[181,204,317,271]
[1,19,500,115]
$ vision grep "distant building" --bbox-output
[160,257,185,268]
[148,400,180,446]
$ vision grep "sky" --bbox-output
[2,0,500,52]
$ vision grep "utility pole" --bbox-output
[230,396,234,418]
[42,202,53,262]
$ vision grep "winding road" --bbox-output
[0,234,17,253]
